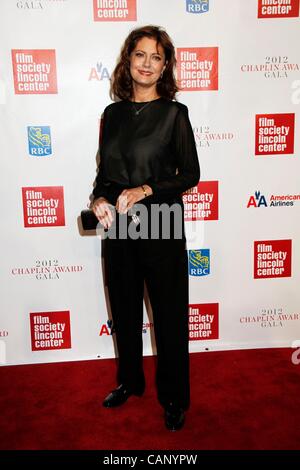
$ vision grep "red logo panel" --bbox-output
[258,0,299,18]
[254,239,292,279]
[255,113,295,156]
[93,0,137,21]
[12,49,57,94]
[22,186,65,228]
[189,303,219,340]
[177,47,218,91]
[30,311,71,351]
[183,181,219,221]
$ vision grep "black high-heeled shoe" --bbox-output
[164,403,185,431]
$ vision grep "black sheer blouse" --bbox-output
[92,97,200,205]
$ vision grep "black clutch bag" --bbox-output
[80,209,99,230]
[80,208,140,231]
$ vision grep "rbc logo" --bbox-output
[189,249,210,276]
[186,0,209,14]
[247,191,268,208]
[27,126,52,156]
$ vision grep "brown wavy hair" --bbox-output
[111,25,178,101]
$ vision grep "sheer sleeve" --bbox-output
[148,105,200,198]
[92,107,110,201]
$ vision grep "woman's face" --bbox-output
[129,36,166,91]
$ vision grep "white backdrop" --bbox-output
[0,0,299,366]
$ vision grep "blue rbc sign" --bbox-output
[186,0,209,14]
[27,126,52,156]
[189,249,210,276]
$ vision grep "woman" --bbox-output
[92,25,200,431]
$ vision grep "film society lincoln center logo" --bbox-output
[11,49,57,94]
[255,113,295,156]
[93,0,137,21]
[30,311,71,351]
[254,239,292,279]
[258,0,300,18]
[183,181,218,221]
[189,303,219,340]
[177,46,218,91]
[22,186,65,228]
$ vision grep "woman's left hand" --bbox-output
[116,185,152,214]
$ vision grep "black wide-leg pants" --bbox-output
[104,206,190,411]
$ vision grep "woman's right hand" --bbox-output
[92,197,114,229]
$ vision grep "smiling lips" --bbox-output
[138,70,153,76]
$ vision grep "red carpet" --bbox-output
[0,348,299,450]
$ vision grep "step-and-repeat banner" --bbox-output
[0,0,299,366]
